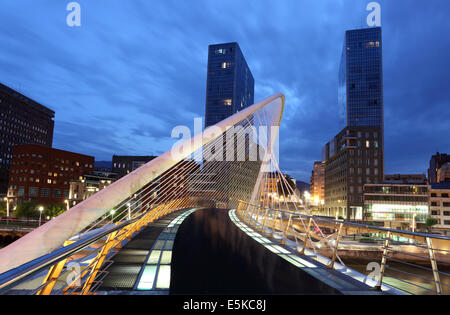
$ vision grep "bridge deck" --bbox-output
[229,210,392,295]
[96,208,389,295]
[97,209,195,294]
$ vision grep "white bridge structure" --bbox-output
[0,94,448,295]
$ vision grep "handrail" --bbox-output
[238,200,450,242]
[0,217,139,294]
[237,201,449,295]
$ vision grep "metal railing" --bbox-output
[0,202,189,295]
[236,200,450,295]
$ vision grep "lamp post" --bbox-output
[4,197,9,225]
[3,197,9,217]
[110,209,116,222]
[38,206,44,227]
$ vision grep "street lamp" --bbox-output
[110,209,116,221]
[38,206,44,226]
[64,199,70,211]
[3,197,9,218]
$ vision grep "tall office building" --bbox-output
[339,27,383,129]
[310,161,325,203]
[205,42,254,128]
[323,126,383,220]
[323,27,384,220]
[0,83,55,195]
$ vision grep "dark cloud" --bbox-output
[0,0,448,181]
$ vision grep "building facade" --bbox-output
[339,27,383,129]
[7,144,94,205]
[68,172,117,207]
[260,172,278,204]
[437,163,450,183]
[428,152,450,184]
[205,42,254,128]
[364,180,429,230]
[112,155,157,178]
[429,182,450,235]
[310,161,325,204]
[323,126,383,220]
[384,174,427,184]
[322,27,384,220]
[0,83,55,195]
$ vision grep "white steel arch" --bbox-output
[0,94,285,273]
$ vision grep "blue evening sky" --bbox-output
[0,0,449,182]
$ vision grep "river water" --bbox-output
[346,260,449,295]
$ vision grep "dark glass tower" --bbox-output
[322,27,384,221]
[0,83,54,195]
[339,27,383,129]
[205,42,254,128]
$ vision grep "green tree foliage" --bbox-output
[14,201,40,219]
[0,201,6,217]
[44,203,66,219]
[277,174,296,196]
[426,217,438,228]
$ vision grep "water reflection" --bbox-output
[346,260,450,295]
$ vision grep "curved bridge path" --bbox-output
[98,208,387,295]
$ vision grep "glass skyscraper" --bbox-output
[339,27,383,129]
[205,42,254,128]
[322,27,384,220]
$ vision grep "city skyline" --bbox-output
[0,1,449,182]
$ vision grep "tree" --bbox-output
[0,201,6,217]
[277,174,296,196]
[426,217,438,232]
[44,203,66,219]
[14,201,39,219]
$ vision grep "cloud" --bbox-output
[0,0,448,181]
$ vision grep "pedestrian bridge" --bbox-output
[0,94,448,295]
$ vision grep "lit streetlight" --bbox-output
[3,197,9,218]
[110,209,116,221]
[38,206,44,226]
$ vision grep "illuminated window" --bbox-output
[224,99,232,106]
